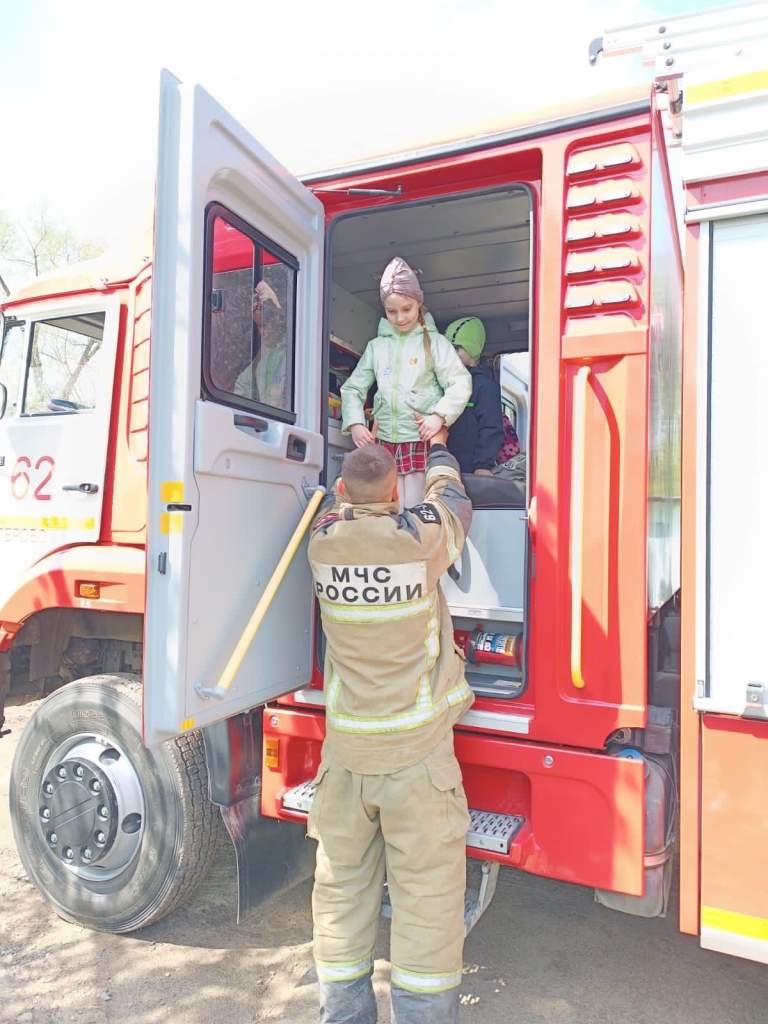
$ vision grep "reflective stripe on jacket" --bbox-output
[308,445,474,773]
[340,313,472,442]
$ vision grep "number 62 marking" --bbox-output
[10,455,55,501]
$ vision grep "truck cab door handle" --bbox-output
[234,413,269,433]
[62,482,99,494]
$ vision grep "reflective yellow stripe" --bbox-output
[0,514,96,531]
[415,673,432,709]
[701,906,768,941]
[424,609,440,667]
[319,593,434,623]
[161,480,185,503]
[391,965,463,993]
[160,511,184,535]
[327,679,472,734]
[445,683,471,706]
[687,70,768,106]
[326,671,342,711]
[315,952,373,983]
[325,592,470,734]
[444,518,459,565]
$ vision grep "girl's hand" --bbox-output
[415,413,445,442]
[350,423,375,448]
[474,468,493,477]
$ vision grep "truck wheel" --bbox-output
[9,673,218,933]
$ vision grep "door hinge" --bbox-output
[744,680,768,720]
[157,551,168,575]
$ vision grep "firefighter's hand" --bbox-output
[415,413,445,442]
[350,423,375,447]
[428,422,449,447]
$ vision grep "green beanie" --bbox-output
[445,316,486,360]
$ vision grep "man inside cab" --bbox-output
[307,426,474,1024]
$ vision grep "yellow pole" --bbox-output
[570,366,590,690]
[211,486,326,698]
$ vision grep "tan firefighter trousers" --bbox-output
[308,733,470,995]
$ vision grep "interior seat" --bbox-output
[461,474,526,509]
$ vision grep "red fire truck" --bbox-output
[1,5,766,963]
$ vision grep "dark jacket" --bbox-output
[447,365,504,473]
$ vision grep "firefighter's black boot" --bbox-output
[318,971,377,1024]
[390,983,460,1023]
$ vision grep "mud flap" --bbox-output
[203,711,316,923]
[221,802,316,923]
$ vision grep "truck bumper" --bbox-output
[261,705,646,896]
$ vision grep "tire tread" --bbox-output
[100,675,219,930]
[10,673,220,933]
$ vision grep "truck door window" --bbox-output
[0,319,27,416]
[23,312,106,416]
[203,205,298,423]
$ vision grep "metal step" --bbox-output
[282,782,524,855]
[467,809,524,854]
[282,779,318,814]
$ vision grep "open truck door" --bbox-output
[144,71,325,745]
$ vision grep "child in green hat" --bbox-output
[444,317,504,476]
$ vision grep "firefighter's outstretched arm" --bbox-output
[420,439,472,573]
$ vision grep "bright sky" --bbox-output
[1,0,728,279]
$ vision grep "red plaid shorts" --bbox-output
[376,439,428,475]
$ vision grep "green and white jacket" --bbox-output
[341,313,472,443]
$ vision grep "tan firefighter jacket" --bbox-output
[308,445,474,774]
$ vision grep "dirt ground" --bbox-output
[1,701,766,1024]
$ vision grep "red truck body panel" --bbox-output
[261,705,646,895]
[265,96,676,898]
[1,91,674,902]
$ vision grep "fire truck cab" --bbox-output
[1,4,765,963]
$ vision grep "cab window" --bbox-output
[23,312,105,416]
[203,205,298,423]
[0,318,27,417]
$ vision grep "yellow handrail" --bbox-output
[204,486,326,699]
[570,367,590,690]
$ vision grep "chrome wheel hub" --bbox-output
[39,736,145,881]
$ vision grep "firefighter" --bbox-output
[307,427,474,1024]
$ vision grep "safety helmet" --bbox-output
[445,316,486,359]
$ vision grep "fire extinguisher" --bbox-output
[454,626,522,668]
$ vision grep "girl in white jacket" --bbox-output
[341,257,471,506]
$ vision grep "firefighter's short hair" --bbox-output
[342,444,397,503]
